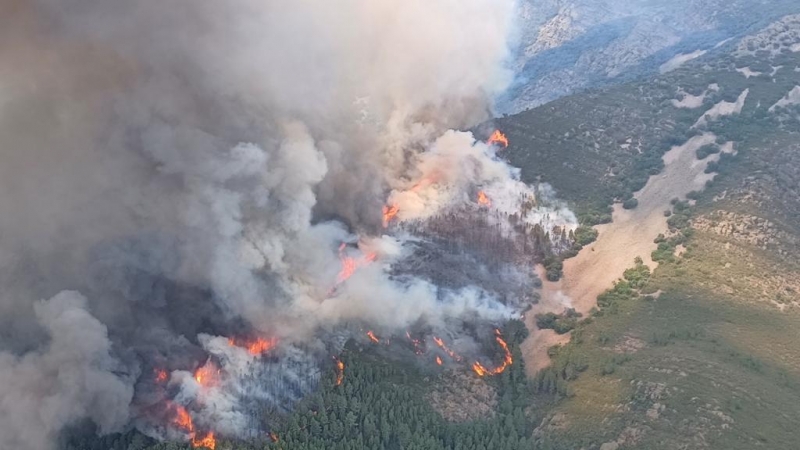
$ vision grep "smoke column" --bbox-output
[0,0,575,447]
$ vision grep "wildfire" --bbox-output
[334,243,377,287]
[192,432,216,450]
[432,336,463,362]
[382,204,399,228]
[334,357,345,386]
[366,330,380,344]
[170,404,217,449]
[477,191,491,207]
[471,329,513,377]
[154,368,169,383]
[194,360,219,387]
[406,331,424,355]
[269,432,280,443]
[487,130,509,148]
[228,336,278,356]
[435,356,443,366]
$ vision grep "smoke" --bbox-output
[0,291,134,450]
[0,0,578,447]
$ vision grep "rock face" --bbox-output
[501,0,800,114]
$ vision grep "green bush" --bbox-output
[622,198,639,210]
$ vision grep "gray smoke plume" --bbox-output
[0,0,577,447]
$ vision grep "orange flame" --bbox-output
[154,368,168,383]
[366,330,380,344]
[228,336,278,356]
[192,431,216,449]
[477,191,491,207]
[172,405,194,432]
[471,329,513,377]
[487,130,509,148]
[269,432,280,443]
[406,331,424,355]
[170,404,216,449]
[334,243,377,286]
[435,356,443,366]
[334,357,345,386]
[194,360,219,387]
[382,204,400,228]
[433,336,463,362]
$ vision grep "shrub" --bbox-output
[622,198,639,210]
[696,144,720,159]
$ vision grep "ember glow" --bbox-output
[334,357,345,386]
[382,204,400,228]
[435,356,443,366]
[406,331,425,355]
[227,336,278,356]
[477,191,491,207]
[366,330,380,344]
[154,369,168,384]
[471,329,513,377]
[487,130,509,148]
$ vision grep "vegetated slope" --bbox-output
[506,16,800,449]
[504,0,800,114]
[66,15,800,450]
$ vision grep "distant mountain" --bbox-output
[500,0,800,114]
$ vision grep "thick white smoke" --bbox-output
[0,0,578,447]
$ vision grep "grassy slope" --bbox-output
[502,27,800,450]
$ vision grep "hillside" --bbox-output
[498,14,800,449]
[503,0,800,114]
[66,13,800,450]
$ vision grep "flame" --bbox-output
[366,330,380,344]
[471,329,513,377]
[406,331,424,355]
[154,368,168,383]
[269,432,280,443]
[432,336,462,362]
[333,243,377,287]
[334,357,345,386]
[382,204,400,228]
[435,356,443,366]
[169,404,216,449]
[228,336,278,356]
[172,405,194,432]
[170,404,216,449]
[477,191,491,207]
[194,360,219,387]
[487,130,509,148]
[192,431,216,449]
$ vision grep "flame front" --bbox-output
[366,330,380,343]
[191,431,216,449]
[170,404,216,449]
[334,357,345,386]
[471,329,513,377]
[432,336,463,362]
[477,191,491,207]
[194,360,219,387]
[382,204,400,228]
[334,243,377,287]
[228,336,278,356]
[487,130,509,148]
